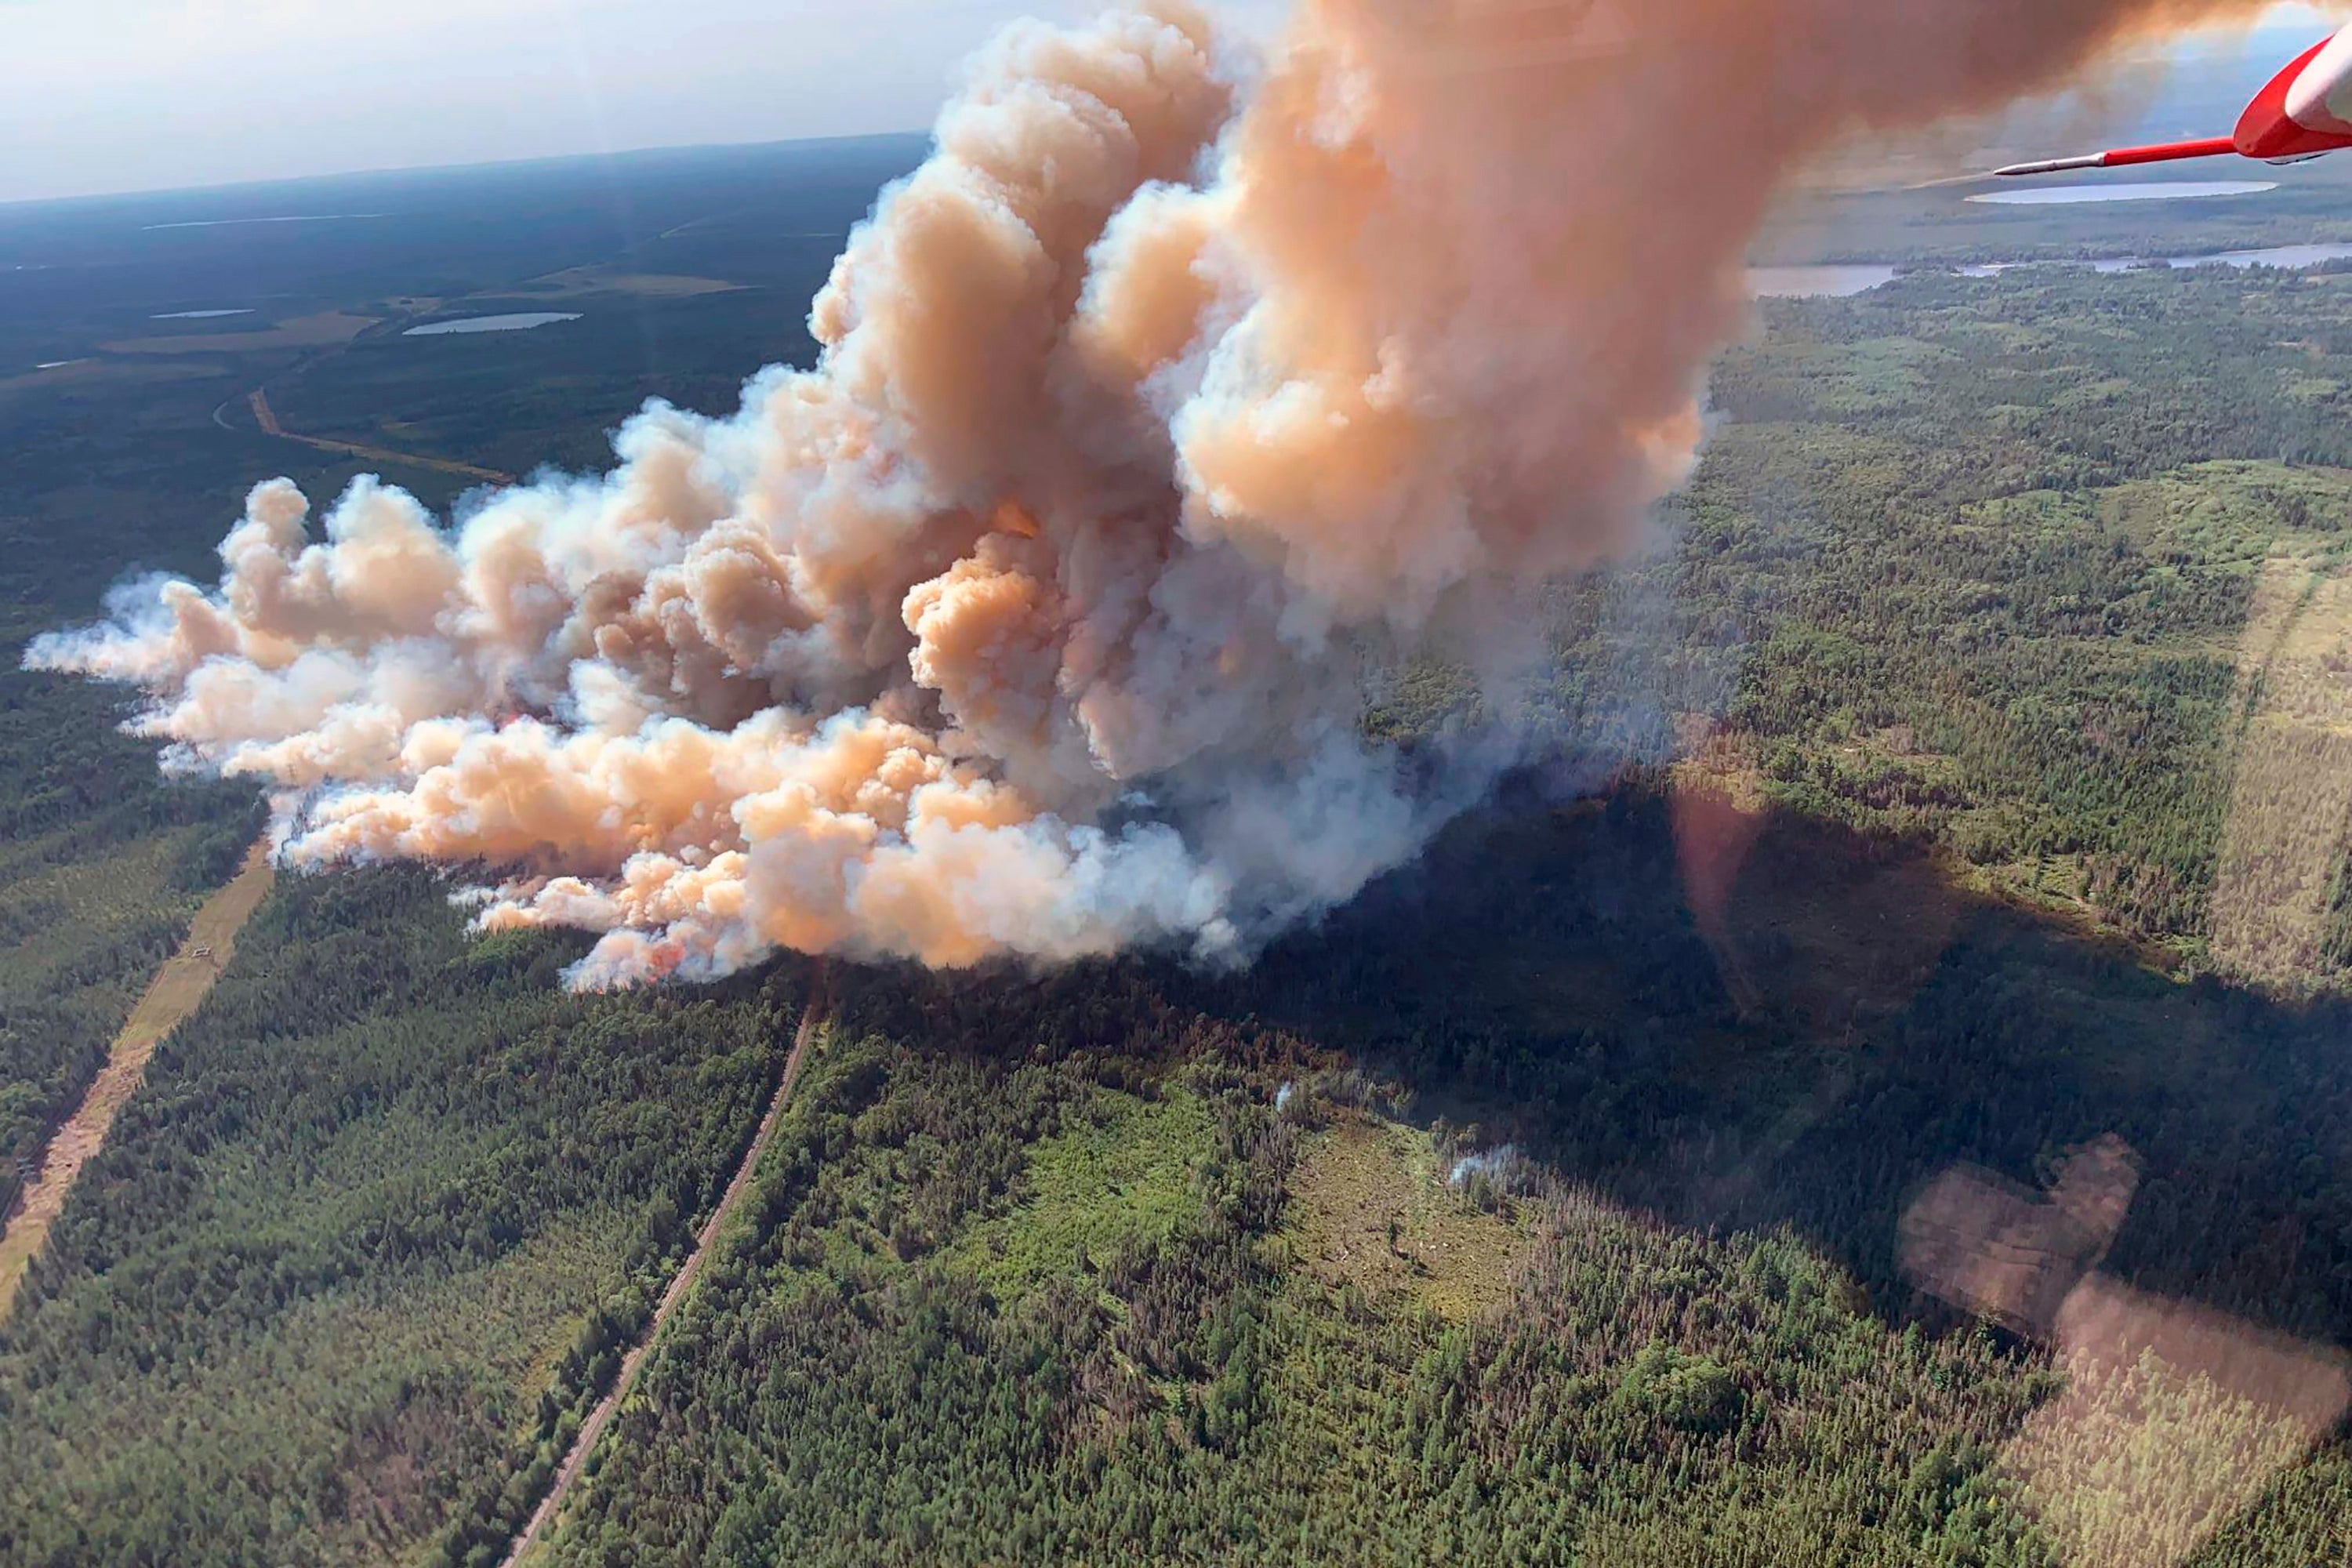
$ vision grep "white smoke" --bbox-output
[29,0,2277,985]
[1449,1144,1534,1192]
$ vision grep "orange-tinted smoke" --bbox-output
[28,0,2280,983]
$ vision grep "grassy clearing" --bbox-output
[950,1083,1214,1301]
[510,267,744,299]
[98,311,379,355]
[1285,1112,1530,1323]
[2209,551,2352,987]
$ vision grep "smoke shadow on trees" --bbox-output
[834,775,2352,1354]
[1229,779,2352,1353]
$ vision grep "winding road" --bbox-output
[244,387,516,485]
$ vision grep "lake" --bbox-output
[1751,243,2352,298]
[1967,180,2279,205]
[403,313,583,337]
[2088,243,2352,274]
[152,309,254,320]
[1745,265,1900,298]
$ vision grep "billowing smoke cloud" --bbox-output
[32,0,2274,984]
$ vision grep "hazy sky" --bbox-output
[0,0,2339,205]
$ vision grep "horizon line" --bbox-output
[3,10,2328,215]
[0,127,934,217]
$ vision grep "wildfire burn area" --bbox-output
[8,154,2352,1564]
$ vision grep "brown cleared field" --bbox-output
[100,310,380,355]
[0,840,276,1323]
[2208,551,2352,987]
[0,358,230,394]
[1286,1112,1530,1322]
[511,265,744,299]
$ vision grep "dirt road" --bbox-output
[246,387,516,486]
[499,977,829,1566]
[0,839,277,1322]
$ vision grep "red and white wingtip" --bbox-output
[2239,27,2352,158]
[1993,20,2352,178]
[1993,137,2238,178]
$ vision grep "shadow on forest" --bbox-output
[837,774,2352,1361]
[1225,778,2352,1358]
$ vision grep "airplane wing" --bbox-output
[1994,24,2352,178]
[1992,137,2237,179]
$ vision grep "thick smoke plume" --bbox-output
[33,0,2273,984]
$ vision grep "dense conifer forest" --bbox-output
[6,184,2352,1563]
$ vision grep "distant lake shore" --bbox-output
[1750,242,2352,298]
[1968,180,2279,206]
